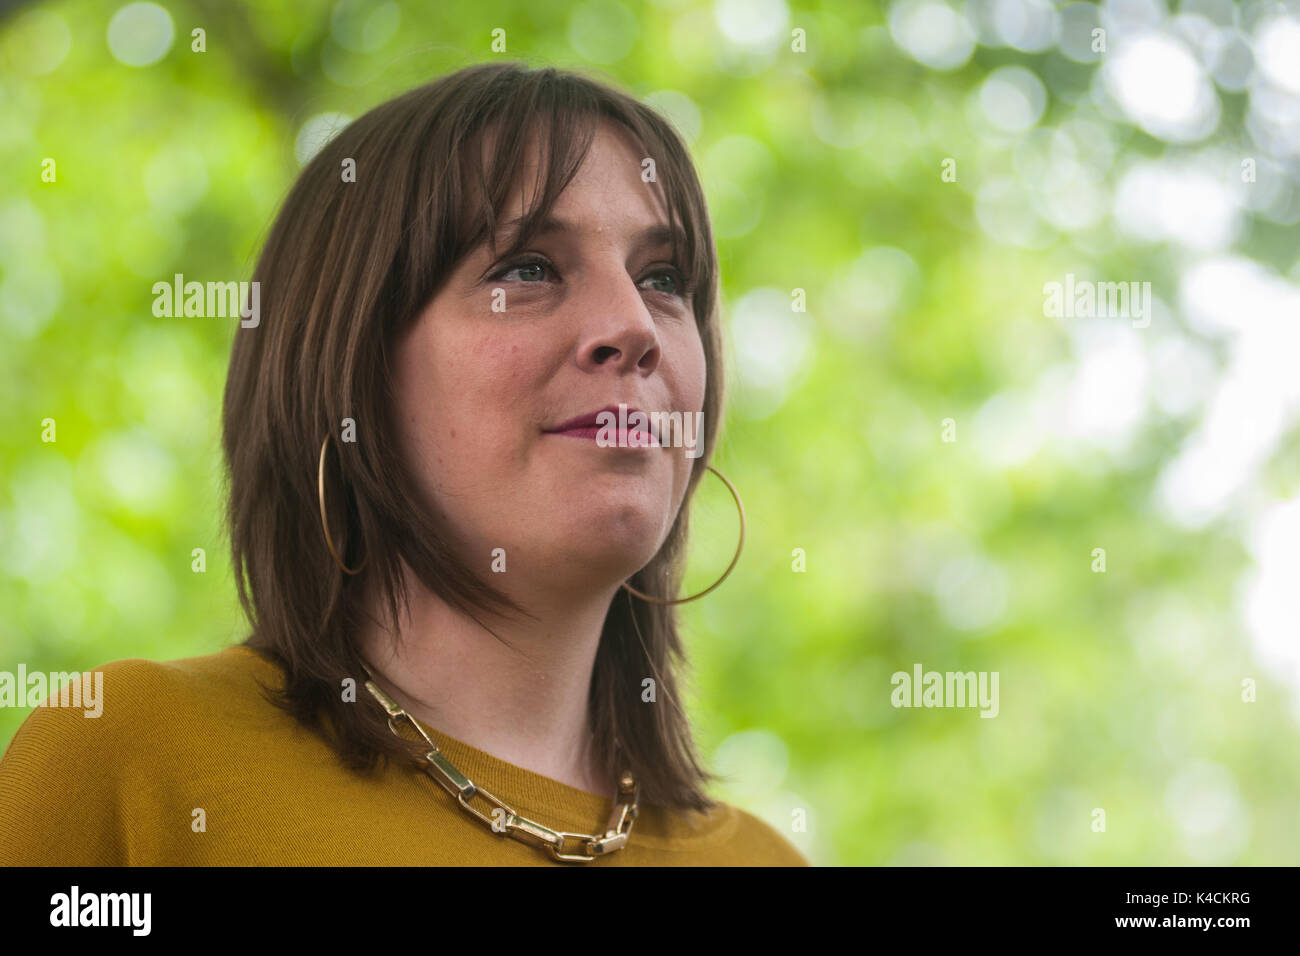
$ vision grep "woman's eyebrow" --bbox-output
[497,214,686,251]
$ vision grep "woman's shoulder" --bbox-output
[724,803,812,866]
[0,644,283,865]
[0,645,280,773]
[644,796,811,866]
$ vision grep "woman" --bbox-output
[0,61,807,866]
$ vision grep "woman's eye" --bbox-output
[490,258,688,297]
[640,269,687,297]
[492,257,553,283]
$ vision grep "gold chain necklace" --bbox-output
[361,663,639,863]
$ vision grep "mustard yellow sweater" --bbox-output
[0,645,809,866]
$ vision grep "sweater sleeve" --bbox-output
[0,668,131,866]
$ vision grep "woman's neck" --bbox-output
[358,566,621,797]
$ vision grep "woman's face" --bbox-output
[393,121,707,596]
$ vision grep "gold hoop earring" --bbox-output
[621,464,745,605]
[318,436,367,575]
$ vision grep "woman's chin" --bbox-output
[555,506,668,580]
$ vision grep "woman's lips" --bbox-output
[544,404,660,446]
[546,405,646,432]
[547,425,659,446]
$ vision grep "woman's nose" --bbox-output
[574,269,661,375]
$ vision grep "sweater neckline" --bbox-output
[393,710,620,825]
[233,644,737,847]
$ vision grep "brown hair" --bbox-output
[221,61,726,812]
